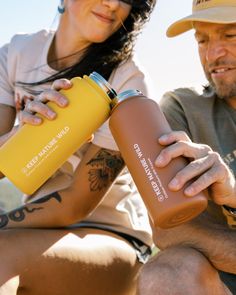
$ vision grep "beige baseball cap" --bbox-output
[167,0,236,37]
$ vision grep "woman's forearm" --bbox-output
[0,145,125,229]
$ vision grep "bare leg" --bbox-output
[0,228,141,295]
[0,277,19,295]
[137,246,232,295]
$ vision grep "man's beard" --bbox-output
[205,72,236,100]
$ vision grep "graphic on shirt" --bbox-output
[224,149,236,175]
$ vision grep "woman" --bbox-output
[0,0,155,294]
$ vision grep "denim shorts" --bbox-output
[33,192,152,264]
[66,221,152,264]
[219,271,236,294]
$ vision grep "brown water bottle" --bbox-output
[109,90,208,229]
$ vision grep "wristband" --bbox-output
[223,205,236,216]
[222,205,236,229]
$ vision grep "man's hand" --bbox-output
[155,131,236,208]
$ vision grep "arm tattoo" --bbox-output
[87,149,124,191]
[0,192,61,229]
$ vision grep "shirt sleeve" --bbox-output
[159,91,192,138]
[109,57,156,98]
[0,43,15,106]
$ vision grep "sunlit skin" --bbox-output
[194,21,236,109]
[51,0,131,68]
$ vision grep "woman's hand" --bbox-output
[19,79,71,125]
[155,131,236,208]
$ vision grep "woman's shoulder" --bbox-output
[8,29,55,52]
[114,56,146,77]
[109,56,155,96]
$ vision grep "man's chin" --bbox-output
[209,82,236,100]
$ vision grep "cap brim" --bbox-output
[167,6,236,37]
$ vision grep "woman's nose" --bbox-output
[102,0,120,10]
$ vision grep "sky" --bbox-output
[0,0,208,100]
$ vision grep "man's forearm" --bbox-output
[153,211,236,274]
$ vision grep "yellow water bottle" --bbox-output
[0,72,116,194]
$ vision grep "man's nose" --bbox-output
[206,40,227,63]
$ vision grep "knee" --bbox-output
[138,246,217,295]
[0,276,19,295]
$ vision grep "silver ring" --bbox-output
[36,93,48,104]
[25,100,34,114]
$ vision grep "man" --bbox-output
[138,0,236,294]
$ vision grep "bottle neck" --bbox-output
[89,72,117,100]
[111,89,143,109]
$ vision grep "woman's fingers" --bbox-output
[19,109,42,125]
[19,79,71,125]
[51,78,72,91]
[24,98,56,121]
[36,89,68,108]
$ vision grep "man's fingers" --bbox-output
[167,152,220,192]
[155,141,212,167]
[158,131,191,145]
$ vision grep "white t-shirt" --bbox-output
[0,29,154,245]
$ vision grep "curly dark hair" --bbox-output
[18,0,156,90]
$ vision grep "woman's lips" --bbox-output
[92,12,114,24]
